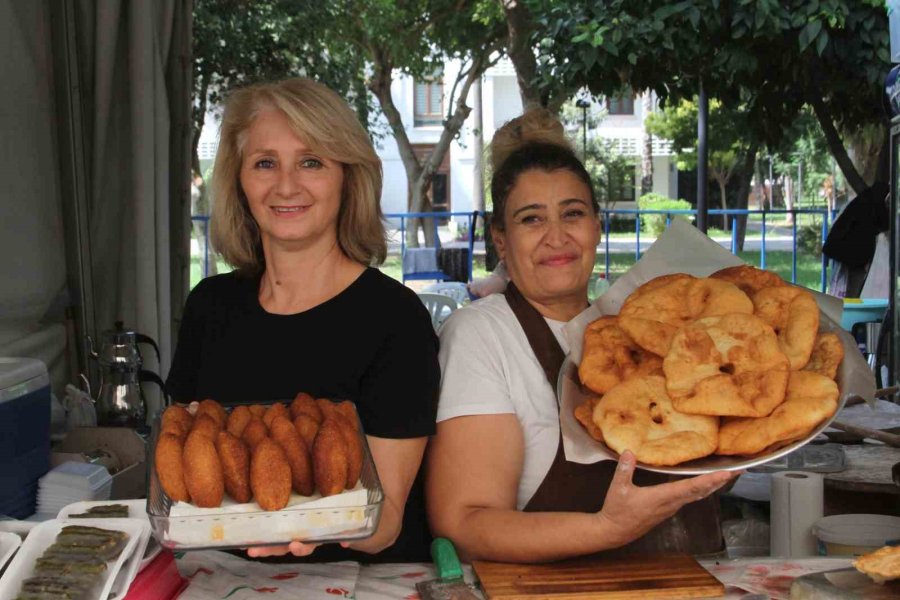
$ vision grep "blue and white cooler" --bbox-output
[0,357,51,518]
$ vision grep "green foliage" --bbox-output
[637,193,692,235]
[797,222,823,255]
[528,0,888,154]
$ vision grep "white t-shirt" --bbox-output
[437,294,569,509]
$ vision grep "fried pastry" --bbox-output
[579,316,663,394]
[226,405,253,438]
[313,417,349,496]
[248,404,267,418]
[191,413,222,439]
[803,332,843,380]
[619,275,753,355]
[593,375,719,466]
[710,265,786,296]
[182,429,224,508]
[270,416,314,496]
[664,313,791,417]
[853,545,900,583]
[289,392,323,424]
[717,371,839,456]
[574,396,603,442]
[241,417,268,450]
[752,286,819,370]
[334,401,359,431]
[215,431,252,503]
[250,437,292,510]
[155,432,190,502]
[262,402,290,428]
[196,398,227,428]
[333,414,363,488]
[293,414,320,450]
[161,405,193,438]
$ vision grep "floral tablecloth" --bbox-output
[174,551,854,599]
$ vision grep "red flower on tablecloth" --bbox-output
[404,594,421,600]
[401,571,427,579]
[325,587,351,597]
[270,572,300,580]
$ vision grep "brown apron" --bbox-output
[504,282,724,557]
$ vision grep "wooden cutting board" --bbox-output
[472,553,724,599]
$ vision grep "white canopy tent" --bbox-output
[0,0,192,419]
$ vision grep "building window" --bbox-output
[414,77,443,126]
[606,94,635,115]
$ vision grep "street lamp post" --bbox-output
[575,98,590,157]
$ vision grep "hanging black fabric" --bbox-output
[823,182,889,267]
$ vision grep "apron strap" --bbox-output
[503,282,567,390]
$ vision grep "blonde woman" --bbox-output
[167,78,438,562]
[427,109,735,563]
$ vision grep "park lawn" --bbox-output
[192,249,826,293]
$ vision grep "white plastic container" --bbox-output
[812,514,900,556]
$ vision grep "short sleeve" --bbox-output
[356,298,440,438]
[165,282,208,403]
[437,306,514,422]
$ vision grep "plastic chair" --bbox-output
[417,293,459,330]
[422,281,470,305]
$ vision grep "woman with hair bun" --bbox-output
[426,109,735,562]
[166,78,438,562]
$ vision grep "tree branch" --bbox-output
[502,0,542,110]
[807,83,867,194]
[367,48,421,180]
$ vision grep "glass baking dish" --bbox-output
[145,403,384,551]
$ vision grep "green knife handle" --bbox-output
[431,537,464,580]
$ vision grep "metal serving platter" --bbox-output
[557,356,848,475]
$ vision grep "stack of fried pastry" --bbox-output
[154,393,364,510]
[575,266,842,466]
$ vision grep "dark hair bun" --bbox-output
[490,108,573,171]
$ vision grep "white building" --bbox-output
[377,58,678,222]
[197,58,679,221]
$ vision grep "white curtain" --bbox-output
[0,1,69,391]
[0,0,192,421]
[74,0,192,417]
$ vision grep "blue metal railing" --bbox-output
[191,207,832,291]
[598,208,833,291]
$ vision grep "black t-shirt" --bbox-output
[165,267,440,562]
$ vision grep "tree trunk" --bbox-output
[807,88,867,195]
[191,78,215,275]
[368,47,486,247]
[502,0,541,111]
[784,176,794,225]
[716,177,729,231]
[640,93,653,196]
[735,143,759,251]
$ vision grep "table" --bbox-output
[824,444,900,516]
[174,552,854,599]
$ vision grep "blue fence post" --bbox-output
[666,213,671,229]
[730,216,737,255]
[820,210,829,292]
[791,213,798,284]
[604,212,611,280]
[761,212,767,269]
[635,214,641,261]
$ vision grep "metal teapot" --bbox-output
[86,322,167,427]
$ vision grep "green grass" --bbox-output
[191,249,826,293]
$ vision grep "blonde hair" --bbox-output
[210,78,386,271]
[489,108,573,172]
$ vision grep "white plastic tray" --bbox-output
[0,532,20,573]
[0,518,149,600]
[58,499,161,572]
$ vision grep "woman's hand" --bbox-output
[246,542,319,558]
[596,450,738,548]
